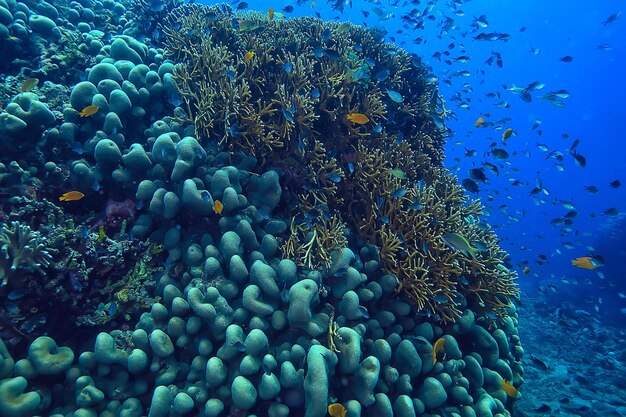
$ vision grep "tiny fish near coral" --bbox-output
[502,379,520,398]
[433,337,446,364]
[441,232,479,259]
[328,403,347,417]
[571,256,600,270]
[213,199,224,214]
[244,51,255,63]
[59,191,85,201]
[19,77,39,92]
[346,112,369,124]
[79,105,99,117]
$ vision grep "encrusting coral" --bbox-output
[162,3,518,323]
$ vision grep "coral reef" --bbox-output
[163,3,518,323]
[0,2,524,417]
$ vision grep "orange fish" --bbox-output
[268,6,274,19]
[571,257,599,270]
[244,51,255,63]
[19,77,39,92]
[59,191,85,202]
[502,379,519,398]
[474,117,485,127]
[327,403,346,417]
[79,105,99,117]
[346,113,369,124]
[213,199,224,214]
[432,337,446,364]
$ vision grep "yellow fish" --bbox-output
[502,379,519,398]
[79,105,99,117]
[346,112,369,124]
[474,117,485,127]
[571,257,599,270]
[432,337,446,364]
[268,6,274,19]
[19,77,39,92]
[327,403,346,417]
[59,191,85,202]
[244,51,255,63]
[502,127,514,140]
[213,199,224,214]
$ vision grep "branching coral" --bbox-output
[0,221,54,286]
[163,4,518,323]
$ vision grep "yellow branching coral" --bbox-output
[163,4,518,323]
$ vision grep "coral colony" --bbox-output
[0,1,521,417]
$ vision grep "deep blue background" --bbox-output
[204,0,626,320]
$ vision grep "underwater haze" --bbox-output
[0,0,624,416]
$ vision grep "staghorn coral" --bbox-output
[163,4,518,323]
[0,221,54,287]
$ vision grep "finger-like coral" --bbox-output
[0,221,53,287]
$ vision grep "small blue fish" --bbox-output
[297,136,305,154]
[328,172,341,183]
[358,305,369,319]
[459,276,470,285]
[347,162,355,174]
[333,267,348,277]
[485,311,498,320]
[312,48,325,58]
[386,89,403,103]
[380,215,390,224]
[409,201,424,211]
[229,123,241,138]
[281,283,289,303]
[373,124,383,133]
[433,294,449,304]
[377,197,384,210]
[283,62,293,74]
[282,106,295,123]
[321,27,332,42]
[226,69,235,81]
[194,147,206,160]
[7,288,26,300]
[149,0,164,12]
[395,132,404,144]
[71,142,84,155]
[374,68,390,81]
[390,188,407,198]
[3,302,19,314]
[231,340,246,352]
[201,191,212,203]
[310,88,320,99]
[365,58,376,67]
[354,44,363,52]
[106,302,118,316]
[257,208,271,220]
